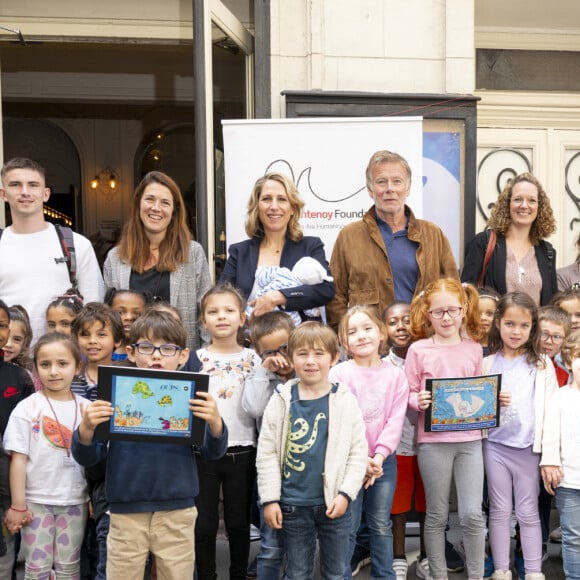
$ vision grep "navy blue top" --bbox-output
[72,420,228,514]
[376,213,419,303]
[220,236,335,313]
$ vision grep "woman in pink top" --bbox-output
[330,305,408,580]
[405,278,485,580]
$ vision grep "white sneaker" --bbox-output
[393,558,408,579]
[491,571,512,580]
[415,556,431,579]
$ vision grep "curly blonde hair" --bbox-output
[487,173,556,244]
[244,172,304,241]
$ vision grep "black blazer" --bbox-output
[219,235,335,313]
[461,231,557,305]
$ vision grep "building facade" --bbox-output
[1,0,579,269]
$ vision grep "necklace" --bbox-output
[152,269,164,302]
[261,240,284,254]
[42,392,78,457]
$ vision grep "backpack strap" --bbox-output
[54,224,78,291]
[1,225,78,289]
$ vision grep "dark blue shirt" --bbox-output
[376,211,419,303]
[281,382,332,506]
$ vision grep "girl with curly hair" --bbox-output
[461,173,557,305]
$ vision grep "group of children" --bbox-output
[1,279,580,580]
[250,278,580,580]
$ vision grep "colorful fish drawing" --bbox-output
[158,417,171,430]
[132,381,154,399]
[157,395,173,407]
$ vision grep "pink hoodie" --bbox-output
[329,358,408,458]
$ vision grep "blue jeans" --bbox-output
[556,486,580,580]
[257,502,284,578]
[345,453,396,580]
[281,503,351,580]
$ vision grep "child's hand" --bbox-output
[326,495,348,519]
[191,392,223,437]
[541,465,563,496]
[264,502,283,529]
[499,391,511,407]
[417,390,432,410]
[5,507,33,534]
[262,354,293,379]
[363,455,384,488]
[79,401,113,444]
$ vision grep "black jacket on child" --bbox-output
[0,352,34,437]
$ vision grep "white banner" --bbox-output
[222,117,424,259]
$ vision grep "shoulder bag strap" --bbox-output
[477,230,497,288]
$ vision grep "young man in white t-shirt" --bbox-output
[0,157,104,342]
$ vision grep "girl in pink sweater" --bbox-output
[405,278,486,580]
[329,304,408,579]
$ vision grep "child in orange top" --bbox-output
[384,301,428,579]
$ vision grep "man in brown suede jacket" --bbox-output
[327,150,458,328]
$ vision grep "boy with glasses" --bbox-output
[535,306,571,553]
[538,306,571,387]
[72,310,227,580]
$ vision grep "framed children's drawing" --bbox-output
[424,374,501,432]
[95,366,209,445]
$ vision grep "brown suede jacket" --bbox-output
[327,205,458,327]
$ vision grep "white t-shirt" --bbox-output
[0,223,105,343]
[4,392,89,505]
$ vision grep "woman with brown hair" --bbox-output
[220,172,334,321]
[103,171,212,349]
[461,172,557,306]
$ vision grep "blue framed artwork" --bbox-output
[425,374,501,432]
[95,366,209,445]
